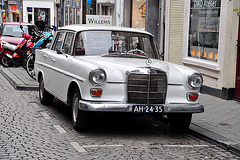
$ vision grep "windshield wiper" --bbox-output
[2,34,15,37]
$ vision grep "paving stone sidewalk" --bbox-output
[190,94,240,156]
[1,66,240,156]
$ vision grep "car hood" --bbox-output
[0,36,23,44]
[77,56,197,84]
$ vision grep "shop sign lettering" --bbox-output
[86,15,112,26]
[199,17,219,32]
[192,0,220,8]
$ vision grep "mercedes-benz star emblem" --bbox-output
[146,59,152,66]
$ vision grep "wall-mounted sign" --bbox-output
[75,0,81,9]
[65,0,73,8]
[86,15,112,25]
[11,5,18,11]
[39,10,46,22]
[191,0,221,8]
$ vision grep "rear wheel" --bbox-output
[39,77,54,105]
[168,113,192,131]
[72,88,88,132]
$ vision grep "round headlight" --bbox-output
[89,69,106,85]
[188,73,203,89]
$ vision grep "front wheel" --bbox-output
[1,53,13,67]
[168,113,192,131]
[26,55,36,80]
[72,88,88,132]
[39,77,54,105]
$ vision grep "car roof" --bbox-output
[59,24,153,36]
[2,22,35,26]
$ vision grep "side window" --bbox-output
[52,32,65,51]
[62,32,75,55]
[73,32,85,56]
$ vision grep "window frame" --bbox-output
[51,31,66,52]
[182,0,224,71]
[62,31,76,55]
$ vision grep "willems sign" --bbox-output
[86,15,112,26]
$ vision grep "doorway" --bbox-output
[235,16,240,100]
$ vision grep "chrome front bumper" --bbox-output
[79,100,204,113]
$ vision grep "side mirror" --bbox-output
[56,49,64,54]
[46,43,51,49]
[20,25,24,32]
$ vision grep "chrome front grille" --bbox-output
[127,69,167,104]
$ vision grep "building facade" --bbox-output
[61,0,125,27]
[146,0,240,100]
[1,0,126,29]
[23,0,55,30]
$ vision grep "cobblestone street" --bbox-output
[0,74,240,159]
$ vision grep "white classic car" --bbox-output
[35,25,204,132]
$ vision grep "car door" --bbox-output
[45,31,66,97]
[50,31,75,99]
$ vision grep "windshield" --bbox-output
[2,25,38,38]
[74,31,159,59]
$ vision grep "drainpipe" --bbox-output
[159,0,165,59]
[60,0,64,26]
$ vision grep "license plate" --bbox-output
[132,105,164,113]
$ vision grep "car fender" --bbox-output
[65,79,84,105]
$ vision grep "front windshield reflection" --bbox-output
[2,25,38,38]
[73,31,159,59]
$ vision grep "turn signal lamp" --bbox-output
[90,88,103,97]
[187,92,198,101]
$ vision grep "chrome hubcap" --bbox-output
[72,93,79,123]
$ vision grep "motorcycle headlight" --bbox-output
[187,73,203,89]
[89,69,106,85]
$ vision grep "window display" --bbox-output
[188,0,221,62]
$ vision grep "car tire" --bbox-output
[168,113,192,131]
[72,88,88,132]
[39,77,54,105]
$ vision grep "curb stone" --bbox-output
[189,124,240,157]
[0,67,38,91]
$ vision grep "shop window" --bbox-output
[34,8,50,31]
[188,0,221,62]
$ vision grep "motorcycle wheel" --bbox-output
[0,54,13,67]
[26,55,36,80]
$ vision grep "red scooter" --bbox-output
[0,26,35,68]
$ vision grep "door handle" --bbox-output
[51,59,56,63]
[43,55,47,59]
